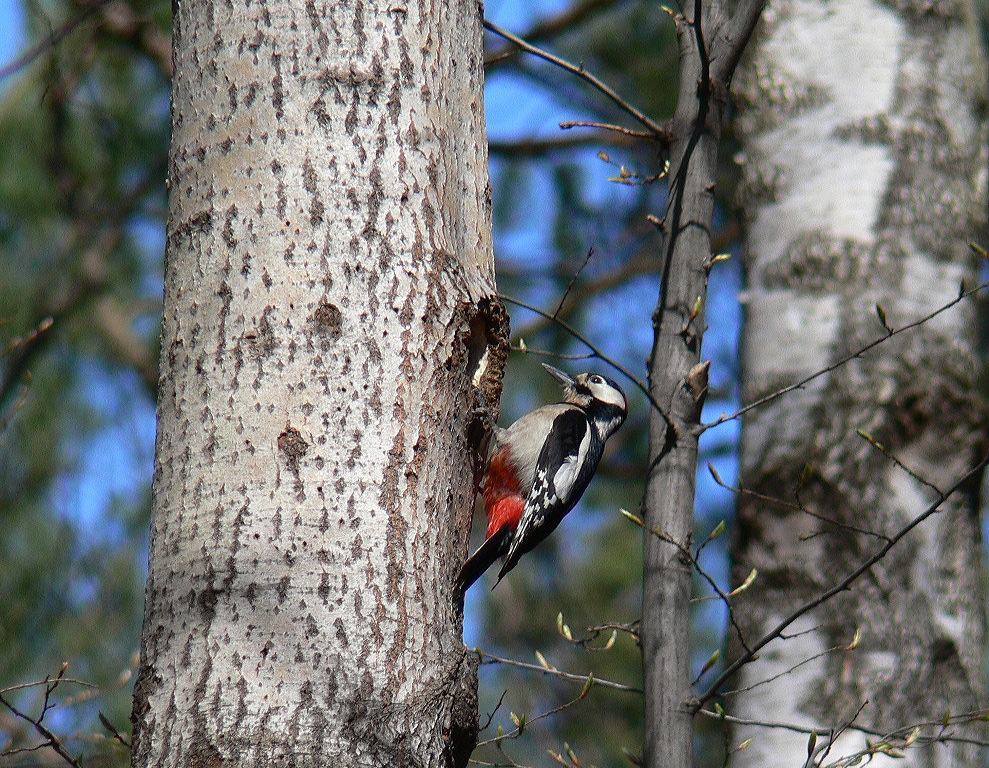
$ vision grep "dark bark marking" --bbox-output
[278,424,309,481]
[215,280,233,365]
[222,204,238,249]
[352,0,366,48]
[172,208,215,247]
[318,572,330,604]
[247,306,277,364]
[308,301,343,347]
[187,652,221,767]
[334,617,348,645]
[271,52,284,119]
[302,155,324,226]
[277,575,290,604]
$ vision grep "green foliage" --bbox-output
[0,0,169,762]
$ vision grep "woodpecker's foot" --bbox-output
[469,402,498,432]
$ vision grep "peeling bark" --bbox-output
[731,1,987,765]
[130,2,506,766]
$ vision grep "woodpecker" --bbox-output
[457,363,627,594]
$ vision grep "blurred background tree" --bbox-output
[0,1,985,767]
[1,1,170,762]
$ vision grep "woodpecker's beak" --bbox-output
[541,363,575,388]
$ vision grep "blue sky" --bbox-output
[0,3,25,77]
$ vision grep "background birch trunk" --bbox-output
[731,1,987,764]
[129,1,506,766]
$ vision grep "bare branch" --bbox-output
[0,0,107,82]
[699,705,989,750]
[479,690,509,733]
[692,559,752,657]
[718,643,846,698]
[560,120,657,139]
[488,132,637,157]
[0,686,82,768]
[511,345,596,361]
[485,0,622,71]
[0,678,97,696]
[553,247,595,319]
[473,648,641,694]
[702,280,989,432]
[855,429,941,495]
[475,682,596,749]
[622,509,750,656]
[482,19,672,141]
[692,451,989,711]
[707,463,891,543]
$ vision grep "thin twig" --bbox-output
[553,247,595,318]
[581,620,641,647]
[0,692,81,768]
[482,19,672,141]
[692,451,989,711]
[694,568,752,656]
[718,644,845,698]
[855,429,941,495]
[0,678,97,696]
[698,706,989,749]
[484,0,622,70]
[473,648,641,693]
[475,683,594,749]
[512,345,596,361]
[560,120,658,139]
[488,132,636,157]
[707,463,890,543]
[479,690,509,733]
[812,702,869,768]
[0,0,107,81]
[702,280,989,431]
[620,508,750,655]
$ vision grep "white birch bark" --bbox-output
[730,1,987,766]
[130,1,505,766]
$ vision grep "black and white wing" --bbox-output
[496,408,592,582]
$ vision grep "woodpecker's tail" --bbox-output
[456,527,511,596]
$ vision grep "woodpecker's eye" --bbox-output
[591,375,603,384]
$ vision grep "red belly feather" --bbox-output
[483,449,525,539]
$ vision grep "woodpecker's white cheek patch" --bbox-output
[589,382,626,409]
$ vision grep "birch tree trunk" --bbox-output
[731,1,987,765]
[129,2,506,766]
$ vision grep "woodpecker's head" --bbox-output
[542,363,627,436]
